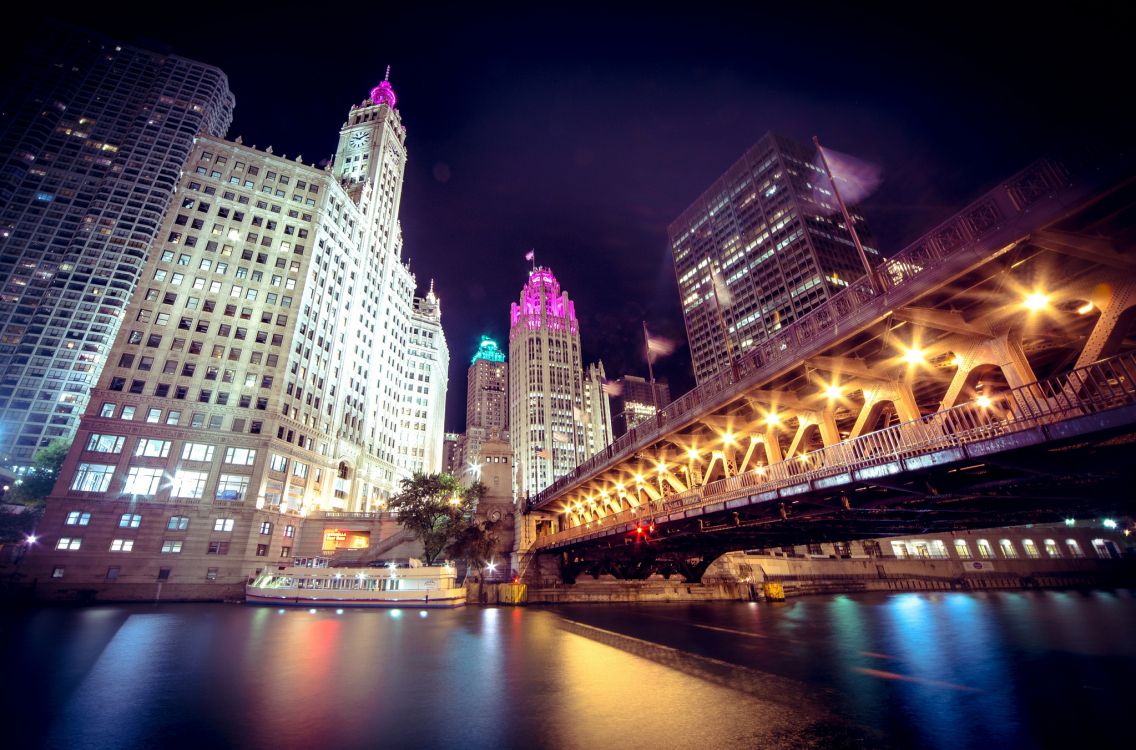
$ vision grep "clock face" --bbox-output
[488,510,502,523]
[349,131,370,150]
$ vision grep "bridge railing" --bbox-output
[535,350,1136,548]
[532,158,1074,510]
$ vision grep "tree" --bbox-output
[445,520,499,576]
[387,472,487,565]
[6,438,70,507]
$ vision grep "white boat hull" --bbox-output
[245,588,466,608]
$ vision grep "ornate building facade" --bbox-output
[508,267,611,498]
[24,75,449,597]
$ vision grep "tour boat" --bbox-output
[245,557,466,608]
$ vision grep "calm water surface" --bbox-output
[2,590,1133,749]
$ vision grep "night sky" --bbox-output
[42,3,1133,430]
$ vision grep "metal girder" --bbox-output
[892,306,992,337]
[1032,229,1135,271]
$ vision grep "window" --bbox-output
[118,513,142,528]
[1022,539,1040,559]
[976,539,994,559]
[167,516,190,531]
[161,541,183,554]
[166,411,181,425]
[56,537,82,550]
[146,408,163,424]
[280,547,292,558]
[171,471,209,499]
[216,474,249,501]
[207,541,230,555]
[256,544,268,556]
[213,518,235,532]
[70,464,115,492]
[206,567,220,580]
[106,567,121,581]
[121,406,136,420]
[284,524,295,538]
[1044,539,1061,558]
[52,567,65,579]
[110,539,135,552]
[224,447,256,465]
[292,461,308,479]
[134,438,172,458]
[65,511,91,526]
[269,454,288,472]
[182,443,215,462]
[259,521,272,535]
[953,539,971,559]
[85,434,125,453]
[1066,539,1085,558]
[158,568,171,580]
[124,467,164,496]
[99,403,116,418]
[998,539,1018,559]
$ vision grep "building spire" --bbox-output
[385,65,391,82]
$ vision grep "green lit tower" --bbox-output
[462,335,508,467]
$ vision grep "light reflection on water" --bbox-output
[2,590,1133,749]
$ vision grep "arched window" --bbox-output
[1043,539,1061,558]
[954,539,972,559]
[976,539,994,558]
[1065,539,1084,558]
[999,539,1018,559]
[1022,539,1040,559]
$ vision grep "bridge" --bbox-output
[518,158,1136,582]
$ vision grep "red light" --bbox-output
[512,577,519,584]
[636,526,643,534]
[649,525,655,532]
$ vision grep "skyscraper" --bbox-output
[508,267,611,497]
[459,334,508,471]
[609,375,671,438]
[668,132,879,383]
[0,24,235,471]
[27,75,450,597]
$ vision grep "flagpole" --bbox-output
[642,321,660,413]
[813,136,878,293]
[709,266,738,378]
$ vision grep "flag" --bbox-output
[646,333,676,362]
[601,380,623,396]
[813,144,882,208]
[552,431,571,443]
[711,269,734,309]
[524,249,535,262]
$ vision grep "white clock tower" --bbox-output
[332,66,408,210]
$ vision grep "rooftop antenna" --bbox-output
[385,65,391,81]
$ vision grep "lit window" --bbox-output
[1066,539,1085,558]
[123,467,163,496]
[70,464,115,493]
[181,443,215,462]
[1044,539,1061,558]
[118,513,142,528]
[284,525,295,538]
[224,447,256,465]
[161,541,183,554]
[171,471,209,499]
[213,518,235,532]
[134,438,172,458]
[86,434,125,453]
[1022,539,1040,559]
[259,521,272,535]
[109,539,135,552]
[56,537,82,550]
[167,516,190,531]
[216,474,249,501]
[65,511,91,526]
[953,539,971,559]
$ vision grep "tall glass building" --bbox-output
[668,132,879,383]
[0,24,235,471]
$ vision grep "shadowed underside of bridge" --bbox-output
[522,159,1136,579]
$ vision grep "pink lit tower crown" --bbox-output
[508,265,612,498]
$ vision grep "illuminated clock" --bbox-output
[349,131,370,150]
[488,509,502,523]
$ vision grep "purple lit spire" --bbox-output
[369,66,397,109]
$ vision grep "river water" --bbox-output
[2,590,1133,749]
